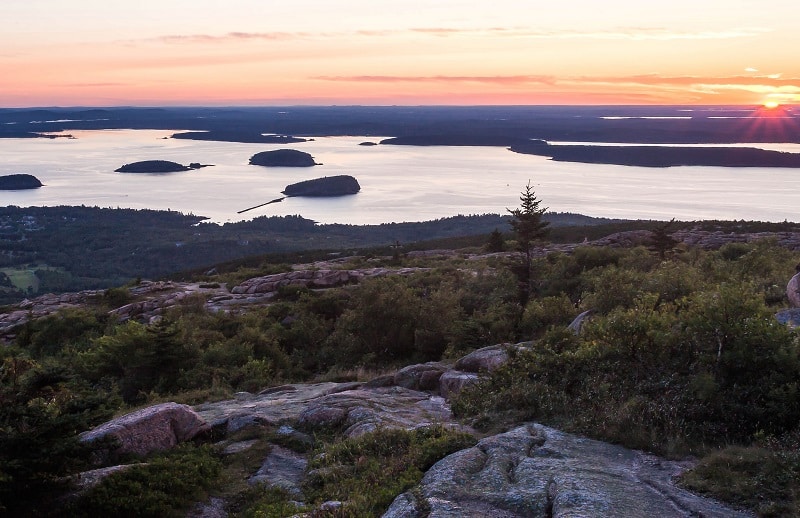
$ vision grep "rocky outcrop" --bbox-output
[0,269,434,342]
[79,402,210,458]
[0,173,43,190]
[230,267,429,295]
[384,423,750,518]
[249,445,307,496]
[249,149,318,167]
[195,383,461,439]
[282,175,360,197]
[115,160,210,173]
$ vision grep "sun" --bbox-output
[763,100,781,109]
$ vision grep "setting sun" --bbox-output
[763,100,781,109]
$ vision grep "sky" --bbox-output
[1,0,798,107]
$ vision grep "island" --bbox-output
[359,141,378,146]
[509,141,800,168]
[380,135,532,147]
[115,160,212,173]
[171,131,307,144]
[249,149,319,167]
[282,175,360,197]
[0,174,43,190]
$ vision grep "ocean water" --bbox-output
[1,129,799,224]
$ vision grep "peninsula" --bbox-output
[282,175,360,197]
[509,141,800,168]
[250,149,318,167]
[0,173,43,190]
[115,160,212,173]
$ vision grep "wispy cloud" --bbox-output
[571,74,799,87]
[141,26,770,45]
[315,73,799,88]
[313,75,557,85]
[156,31,309,44]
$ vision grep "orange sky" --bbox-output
[1,0,798,107]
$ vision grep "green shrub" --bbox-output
[680,446,800,517]
[68,444,222,518]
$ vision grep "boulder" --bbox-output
[454,344,512,373]
[384,423,750,517]
[439,370,479,399]
[393,362,449,391]
[79,402,210,457]
[567,309,594,334]
[787,272,800,307]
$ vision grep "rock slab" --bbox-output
[384,423,751,518]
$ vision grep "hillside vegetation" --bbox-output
[2,217,800,515]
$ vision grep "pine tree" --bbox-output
[649,219,679,259]
[486,228,505,252]
[507,181,550,303]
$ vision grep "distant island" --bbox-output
[282,175,360,197]
[115,160,212,173]
[171,131,307,144]
[359,141,378,146]
[380,135,531,147]
[0,174,43,190]
[250,149,319,167]
[509,141,800,168]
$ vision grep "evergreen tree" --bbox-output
[649,219,679,259]
[486,228,505,253]
[507,181,550,303]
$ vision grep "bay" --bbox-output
[1,129,799,224]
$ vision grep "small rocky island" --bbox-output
[0,174,43,190]
[282,175,360,197]
[249,149,319,167]
[115,160,211,173]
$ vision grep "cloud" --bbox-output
[139,25,770,46]
[156,31,308,44]
[570,74,800,87]
[312,75,557,85]
[314,73,799,89]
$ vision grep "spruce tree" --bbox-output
[507,181,549,303]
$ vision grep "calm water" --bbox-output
[2,129,800,224]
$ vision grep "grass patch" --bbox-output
[1,266,40,292]
[679,446,800,517]
[301,425,475,516]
